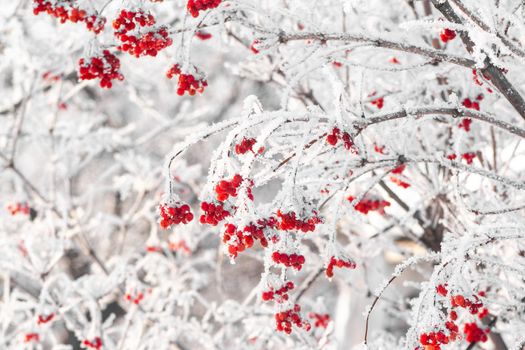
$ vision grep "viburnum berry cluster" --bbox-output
[235,137,261,155]
[462,97,481,111]
[347,195,391,215]
[24,333,40,343]
[78,50,123,88]
[458,118,472,131]
[389,164,411,188]
[261,281,295,302]
[461,152,476,164]
[6,0,525,349]
[82,337,103,350]
[7,202,30,216]
[417,285,490,350]
[308,313,331,329]
[390,176,410,188]
[166,64,208,96]
[214,174,252,201]
[113,9,172,57]
[195,31,212,40]
[222,219,274,257]
[275,210,321,232]
[326,127,357,152]
[158,202,194,229]
[271,251,306,270]
[37,314,54,325]
[187,0,222,18]
[199,201,230,225]
[440,28,456,42]
[33,0,106,34]
[124,291,145,305]
[325,256,356,278]
[370,96,384,109]
[275,304,311,334]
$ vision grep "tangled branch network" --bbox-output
[0,0,525,349]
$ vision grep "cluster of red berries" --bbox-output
[7,202,30,216]
[124,291,145,305]
[449,294,486,316]
[37,313,54,325]
[199,201,230,225]
[446,153,476,164]
[113,10,172,57]
[187,0,222,17]
[461,152,476,164]
[419,331,450,350]
[271,251,306,270]
[390,176,411,188]
[222,219,274,257]
[308,313,331,329]
[326,128,357,152]
[159,203,194,229]
[262,281,295,303]
[195,31,212,40]
[389,164,410,187]
[371,97,384,109]
[275,304,311,334]
[458,118,472,132]
[245,219,276,245]
[223,223,253,257]
[33,1,106,34]
[235,137,258,155]
[78,50,123,89]
[463,322,488,343]
[275,210,321,232]
[83,337,103,350]
[326,256,356,278]
[24,333,40,343]
[440,28,456,43]
[113,9,155,30]
[374,143,387,154]
[166,64,208,96]
[215,174,244,201]
[418,285,489,349]
[436,284,448,296]
[347,196,391,215]
[462,98,480,111]
[392,164,405,174]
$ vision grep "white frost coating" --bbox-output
[1,0,525,349]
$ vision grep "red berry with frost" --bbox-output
[159,202,194,229]
[199,201,230,226]
[167,64,208,96]
[348,195,390,215]
[78,51,124,89]
[440,28,456,42]
[187,0,222,17]
[371,97,384,109]
[326,256,356,278]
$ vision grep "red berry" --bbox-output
[166,64,208,96]
[187,0,222,17]
[78,51,124,89]
[440,28,456,42]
